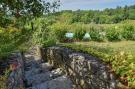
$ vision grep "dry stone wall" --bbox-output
[43,46,118,89]
[7,52,24,89]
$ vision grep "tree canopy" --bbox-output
[0,0,60,17]
[0,0,60,27]
[52,5,135,24]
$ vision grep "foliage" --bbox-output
[51,22,135,42]
[52,5,135,24]
[106,26,123,41]
[73,25,86,40]
[89,26,107,42]
[51,23,69,42]
[0,0,60,58]
[0,0,60,18]
[122,24,135,40]
[32,18,57,47]
[0,25,33,59]
[0,15,13,28]
[111,52,135,88]
[0,69,10,89]
[0,27,20,58]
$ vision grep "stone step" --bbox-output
[39,63,53,71]
[24,63,53,80]
[31,75,73,89]
[24,62,40,71]
[26,68,63,86]
[24,68,43,80]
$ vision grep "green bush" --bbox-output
[32,18,57,47]
[106,26,123,41]
[122,25,135,40]
[42,33,57,47]
[111,52,135,88]
[89,27,107,42]
[0,27,22,58]
[51,23,69,42]
[54,29,67,42]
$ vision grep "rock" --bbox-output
[47,75,73,89]
[26,68,63,86]
[23,48,73,89]
[39,63,53,71]
[32,75,73,89]
[24,68,42,80]
[32,82,48,89]
[45,46,118,89]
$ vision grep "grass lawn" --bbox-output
[73,41,135,55]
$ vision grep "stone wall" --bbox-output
[43,46,118,89]
[7,52,24,89]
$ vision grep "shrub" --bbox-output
[106,26,123,41]
[111,52,135,88]
[51,23,69,42]
[122,24,135,40]
[42,33,57,47]
[89,27,107,42]
[0,26,23,58]
[54,29,67,42]
[32,18,57,47]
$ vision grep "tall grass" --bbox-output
[51,22,135,42]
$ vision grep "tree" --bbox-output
[0,0,60,18]
[0,0,60,27]
[122,5,129,20]
[0,0,60,57]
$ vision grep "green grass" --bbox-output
[73,41,135,55]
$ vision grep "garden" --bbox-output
[0,0,135,88]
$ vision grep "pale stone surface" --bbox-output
[26,68,63,86]
[25,63,53,80]
[47,75,73,89]
[39,62,53,71]
[32,82,48,89]
[32,75,73,89]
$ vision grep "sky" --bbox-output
[58,0,135,10]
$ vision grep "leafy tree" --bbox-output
[0,0,60,28]
[0,0,60,58]
[0,0,60,17]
